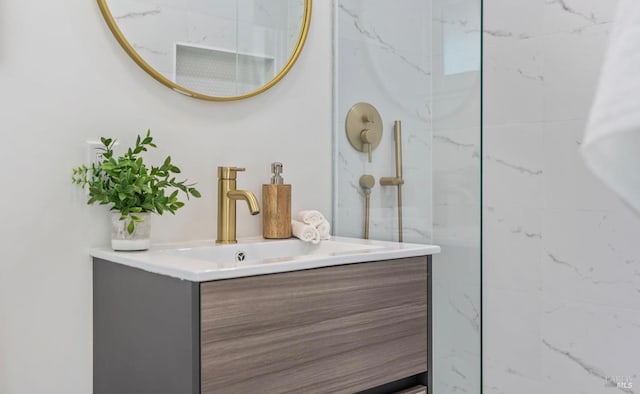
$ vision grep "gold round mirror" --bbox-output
[97,0,312,101]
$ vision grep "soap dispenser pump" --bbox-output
[262,162,292,239]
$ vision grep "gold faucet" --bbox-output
[216,166,260,244]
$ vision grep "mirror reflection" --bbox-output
[99,0,309,100]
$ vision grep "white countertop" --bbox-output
[90,236,440,282]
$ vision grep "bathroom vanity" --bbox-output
[91,237,439,394]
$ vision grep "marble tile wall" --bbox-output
[484,0,640,392]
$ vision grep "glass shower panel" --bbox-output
[431,0,482,392]
[334,0,433,243]
[333,0,481,392]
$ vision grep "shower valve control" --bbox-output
[345,102,383,163]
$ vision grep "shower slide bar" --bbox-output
[380,120,404,242]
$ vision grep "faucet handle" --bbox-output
[218,166,246,180]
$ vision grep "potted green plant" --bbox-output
[72,130,201,251]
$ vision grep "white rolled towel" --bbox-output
[293,210,325,227]
[317,219,331,240]
[291,220,320,244]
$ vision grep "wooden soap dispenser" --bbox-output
[262,162,292,239]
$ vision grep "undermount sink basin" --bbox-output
[91,236,440,282]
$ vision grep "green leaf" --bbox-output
[162,156,171,168]
[127,220,135,234]
[101,137,112,147]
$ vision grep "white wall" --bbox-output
[0,1,331,393]
[484,0,640,392]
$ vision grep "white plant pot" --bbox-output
[111,212,151,251]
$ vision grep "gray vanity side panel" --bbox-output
[427,255,433,392]
[93,258,200,394]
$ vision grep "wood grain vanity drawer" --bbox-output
[200,257,428,394]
